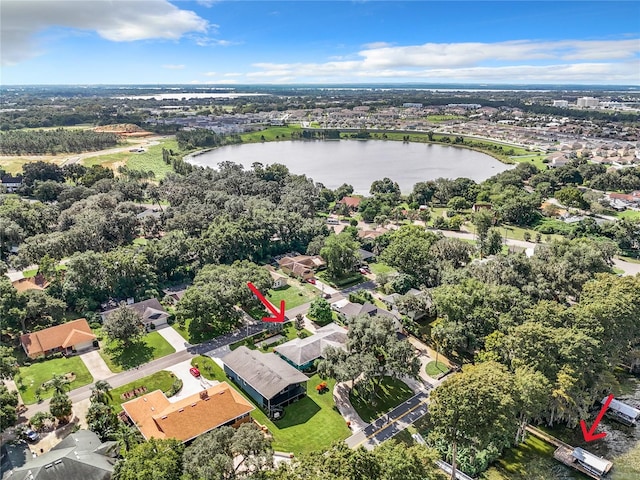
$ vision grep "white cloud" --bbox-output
[203,71,218,76]
[162,64,185,70]
[246,38,640,83]
[1,0,209,65]
[224,72,243,77]
[361,41,393,49]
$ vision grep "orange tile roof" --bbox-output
[122,382,255,443]
[11,278,46,293]
[20,319,96,357]
[338,196,362,208]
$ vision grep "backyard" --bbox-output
[266,283,317,310]
[237,374,351,454]
[16,356,93,405]
[349,376,415,423]
[98,331,175,372]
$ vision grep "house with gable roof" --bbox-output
[20,318,97,359]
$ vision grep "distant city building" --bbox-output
[577,97,599,108]
[553,100,569,108]
[402,103,423,108]
[447,103,481,109]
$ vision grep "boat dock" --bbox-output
[525,425,613,479]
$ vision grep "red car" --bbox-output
[189,367,201,378]
[307,278,316,285]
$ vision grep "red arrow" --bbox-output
[246,282,286,323]
[580,394,613,442]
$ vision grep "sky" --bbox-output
[1,1,639,85]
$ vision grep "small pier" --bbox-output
[526,425,613,479]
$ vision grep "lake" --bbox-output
[187,140,512,194]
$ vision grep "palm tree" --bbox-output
[114,424,142,453]
[48,374,69,396]
[90,380,112,404]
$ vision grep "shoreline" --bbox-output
[182,127,538,168]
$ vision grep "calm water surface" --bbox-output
[188,140,512,194]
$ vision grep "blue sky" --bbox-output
[2,1,639,85]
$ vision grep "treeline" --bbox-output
[0,128,118,155]
[175,128,242,150]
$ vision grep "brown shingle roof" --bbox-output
[20,319,96,357]
[122,382,254,443]
[338,196,362,208]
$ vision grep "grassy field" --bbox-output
[239,125,301,143]
[425,361,450,377]
[98,331,175,372]
[615,209,640,220]
[190,355,226,382]
[231,374,350,454]
[109,371,176,413]
[0,156,66,175]
[267,283,317,310]
[368,262,397,276]
[17,356,94,405]
[427,115,465,122]
[82,138,180,179]
[230,322,312,353]
[349,376,415,423]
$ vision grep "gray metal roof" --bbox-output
[7,431,115,480]
[222,346,309,400]
[274,323,347,366]
[572,448,612,475]
[605,397,640,419]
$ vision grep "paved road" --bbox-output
[19,306,315,418]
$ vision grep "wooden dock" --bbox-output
[525,425,613,479]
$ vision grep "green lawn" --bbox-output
[22,269,38,278]
[98,331,175,372]
[190,355,227,382]
[349,376,415,423]
[615,209,640,220]
[17,356,94,405]
[267,283,316,310]
[427,114,465,122]
[171,317,225,344]
[125,139,181,179]
[425,361,450,377]
[481,436,576,480]
[317,270,365,288]
[109,371,177,413]
[229,374,351,454]
[230,322,312,353]
[239,125,301,143]
[368,262,397,276]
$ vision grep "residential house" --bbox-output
[337,196,362,211]
[20,318,97,359]
[357,248,375,265]
[162,286,187,305]
[278,255,325,280]
[0,175,23,193]
[472,202,492,213]
[222,346,308,414]
[121,382,254,443]
[265,266,288,289]
[5,430,116,480]
[101,298,169,330]
[334,301,403,332]
[274,323,348,370]
[358,228,388,241]
[11,274,49,293]
[381,289,430,321]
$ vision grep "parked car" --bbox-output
[23,429,39,442]
[323,293,331,299]
[189,367,201,378]
[359,268,369,275]
[306,278,316,285]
